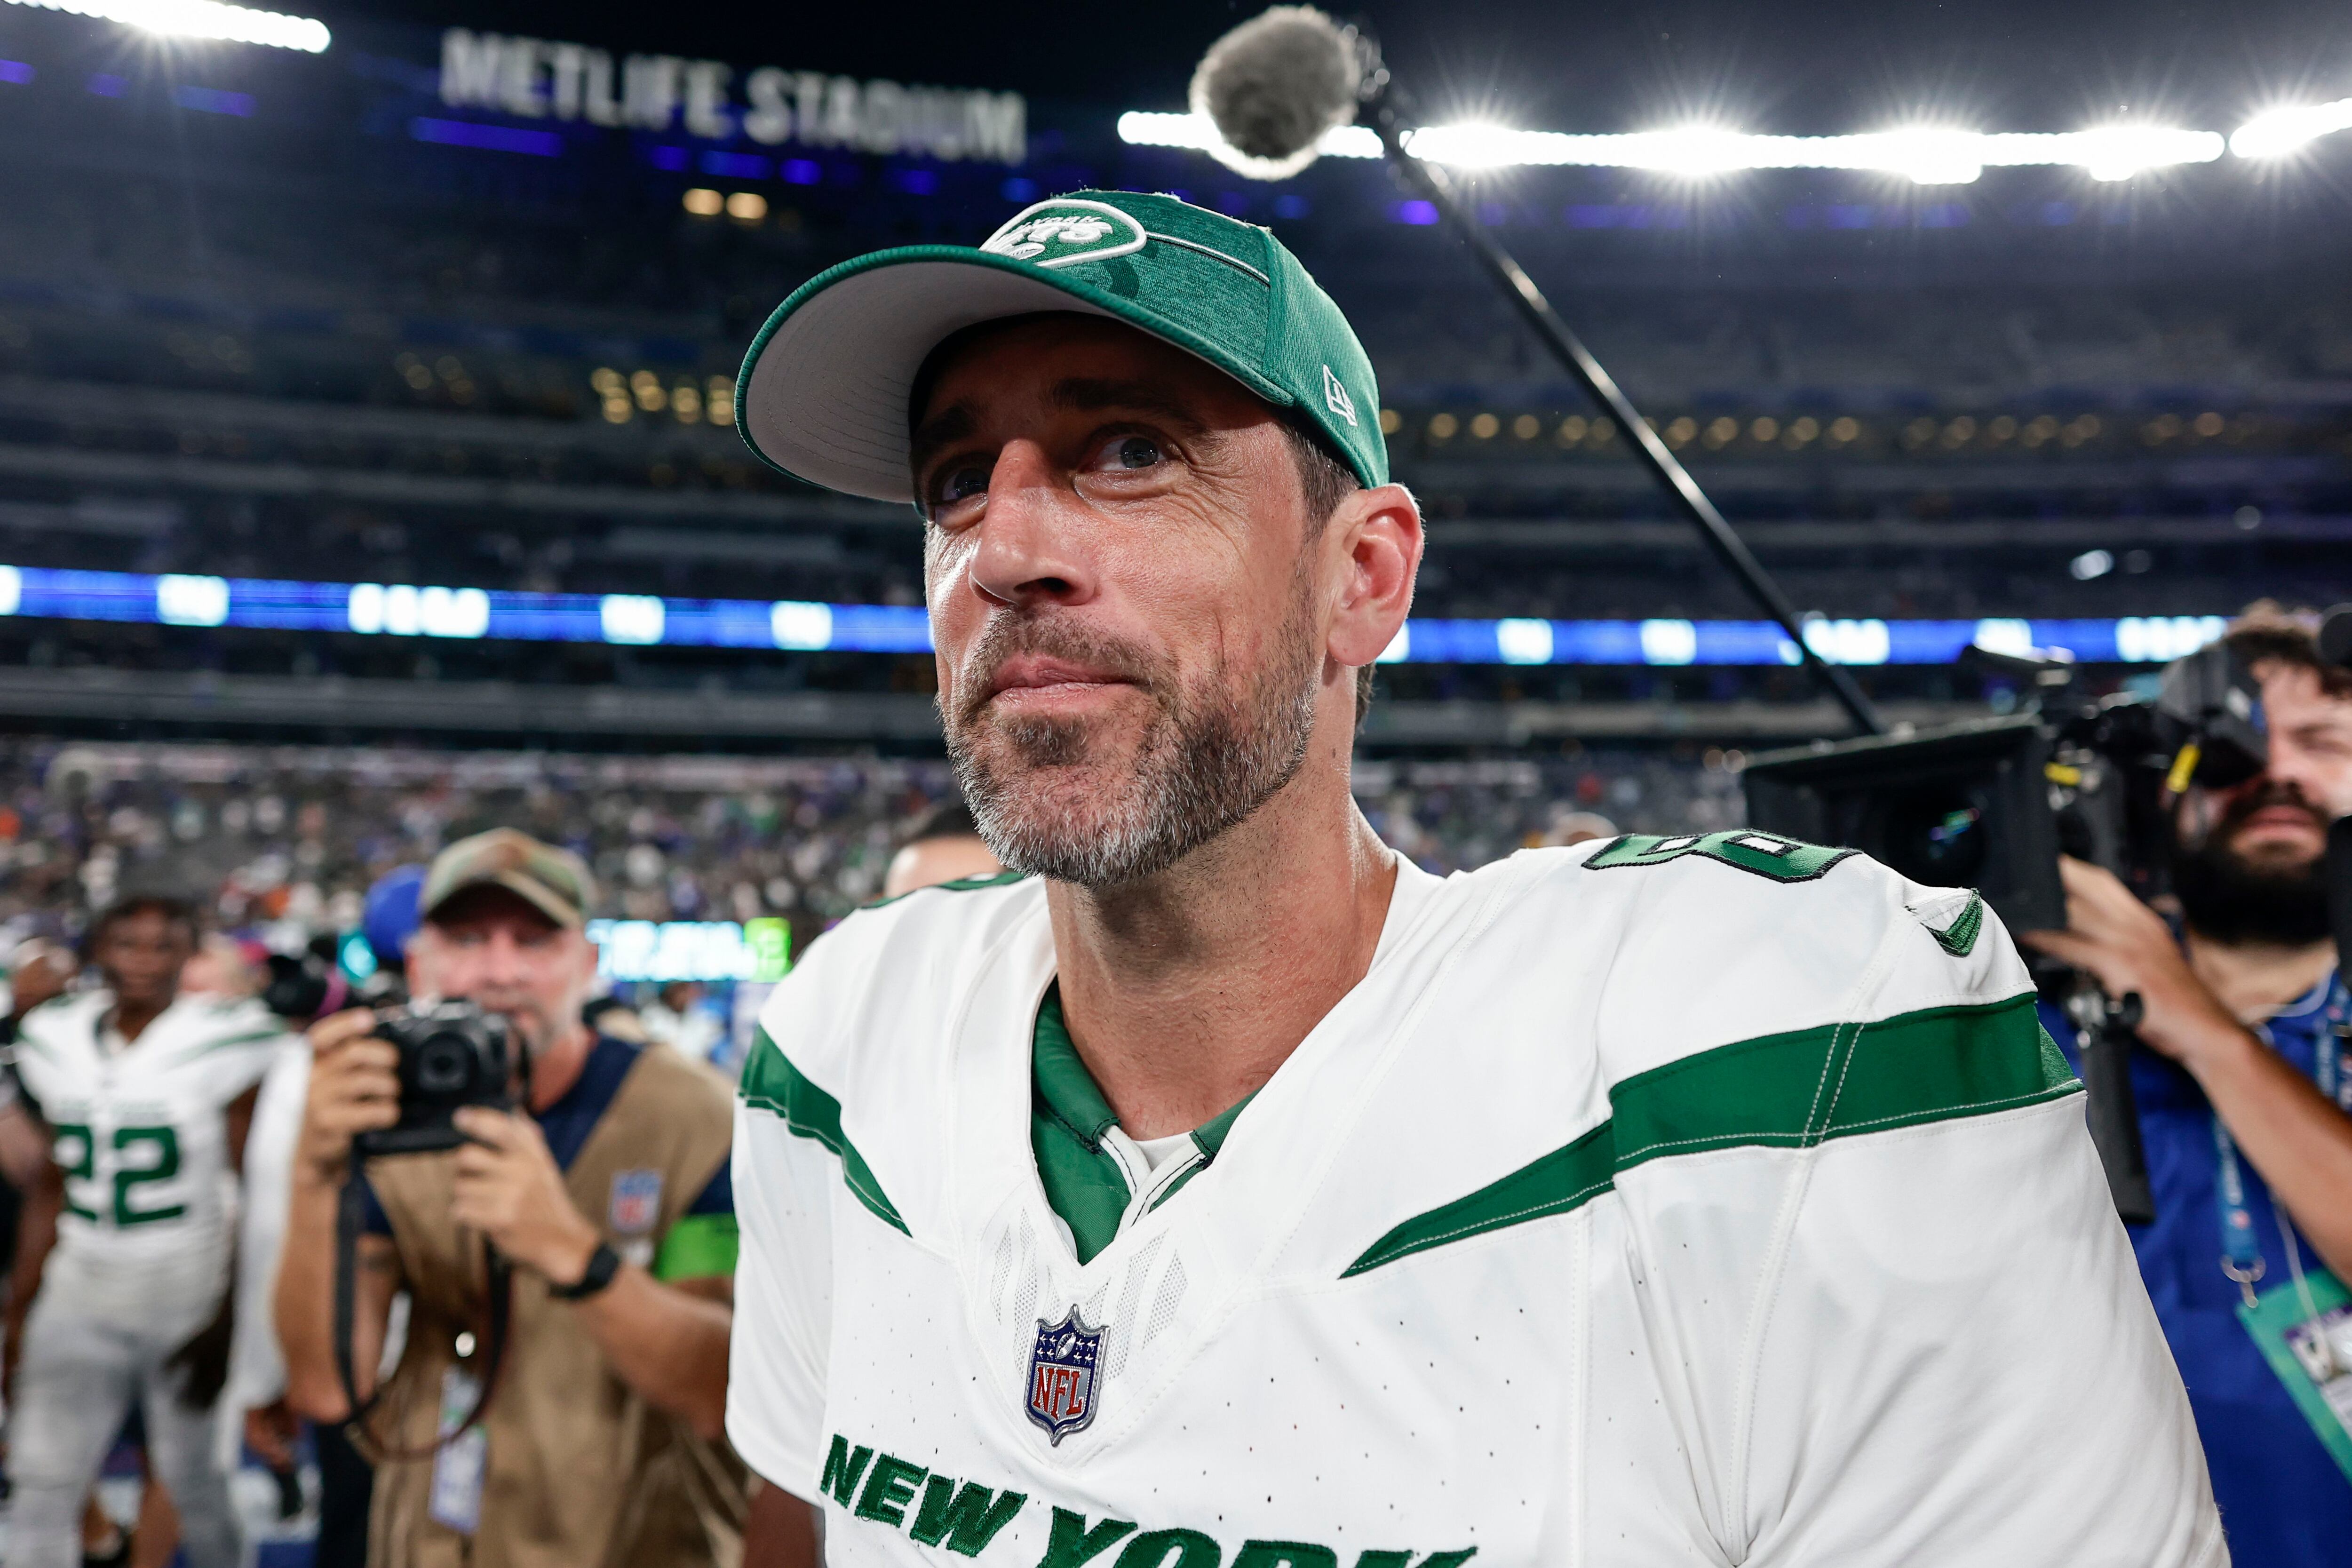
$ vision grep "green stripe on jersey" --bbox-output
[1612,992,2073,1168]
[1344,1120,1615,1276]
[739,1028,908,1234]
[1343,991,2076,1277]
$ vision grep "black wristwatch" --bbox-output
[549,1240,622,1301]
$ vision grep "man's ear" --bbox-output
[1324,483,1422,671]
[568,929,600,987]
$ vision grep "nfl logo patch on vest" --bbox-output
[609,1169,663,1234]
[1025,1308,1104,1444]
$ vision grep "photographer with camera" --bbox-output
[274,829,746,1566]
[2019,617,2352,1564]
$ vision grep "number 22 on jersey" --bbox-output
[52,1122,186,1226]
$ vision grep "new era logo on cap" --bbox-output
[980,199,1147,270]
[1322,364,1358,427]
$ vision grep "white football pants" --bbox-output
[7,1281,240,1568]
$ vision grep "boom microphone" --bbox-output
[1189,6,1364,178]
[1184,8,1887,736]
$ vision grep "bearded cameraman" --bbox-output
[273,829,746,1566]
[2021,614,2352,1566]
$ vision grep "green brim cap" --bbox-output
[735,190,1388,505]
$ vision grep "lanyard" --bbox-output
[2215,1118,2267,1305]
[2214,976,2350,1307]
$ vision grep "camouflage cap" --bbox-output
[421,828,595,930]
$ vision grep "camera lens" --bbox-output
[1874,788,1989,888]
[413,1031,476,1097]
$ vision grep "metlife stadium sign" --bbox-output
[437,29,1026,164]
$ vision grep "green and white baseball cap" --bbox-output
[735,190,1387,505]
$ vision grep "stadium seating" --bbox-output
[0,741,1746,944]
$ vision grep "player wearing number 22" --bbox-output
[8,897,290,1568]
[725,191,2228,1568]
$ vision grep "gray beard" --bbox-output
[944,591,1321,889]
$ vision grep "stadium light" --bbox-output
[2231,98,2352,159]
[2,0,329,52]
[1117,111,2226,182]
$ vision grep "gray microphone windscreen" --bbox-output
[1189,7,1361,180]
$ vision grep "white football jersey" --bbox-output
[730,837,2225,1568]
[15,990,286,1320]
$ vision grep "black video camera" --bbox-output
[359,999,513,1156]
[1743,638,2267,933]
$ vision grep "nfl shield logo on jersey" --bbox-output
[1025,1309,1104,1444]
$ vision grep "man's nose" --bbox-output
[2261,748,2334,813]
[475,931,530,985]
[964,441,1097,610]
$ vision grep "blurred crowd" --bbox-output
[0,741,1747,956]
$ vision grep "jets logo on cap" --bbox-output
[981,199,1149,270]
[1322,364,1358,426]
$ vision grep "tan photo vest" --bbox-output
[361,1042,748,1568]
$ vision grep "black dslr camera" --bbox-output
[359,999,513,1155]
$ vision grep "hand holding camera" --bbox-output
[296,1009,399,1186]
[365,999,512,1155]
[2022,856,2257,1076]
[297,999,513,1184]
[298,999,593,1284]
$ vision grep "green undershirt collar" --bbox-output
[1030,982,1256,1263]
[1033,986,1120,1147]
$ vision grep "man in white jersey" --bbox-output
[7,896,287,1568]
[725,190,2225,1568]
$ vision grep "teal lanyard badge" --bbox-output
[2222,985,2352,1482]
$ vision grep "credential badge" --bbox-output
[980,199,1148,270]
[1025,1307,1105,1444]
[609,1169,663,1234]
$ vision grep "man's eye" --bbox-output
[1107,435,1162,470]
[933,463,992,509]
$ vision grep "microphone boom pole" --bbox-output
[1359,83,1887,736]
